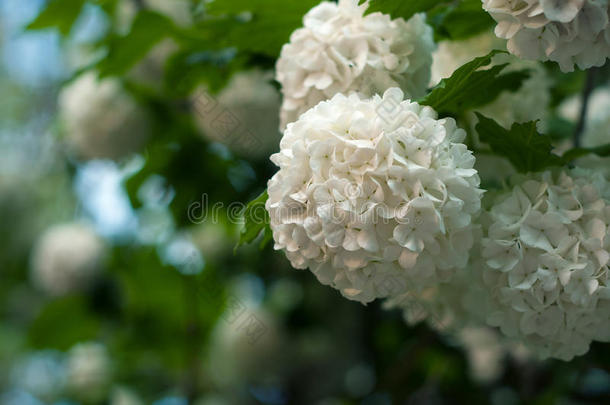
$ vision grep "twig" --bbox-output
[573,68,598,148]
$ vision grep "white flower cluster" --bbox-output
[481,170,610,360]
[558,86,610,179]
[59,72,149,161]
[66,342,112,403]
[193,70,281,159]
[276,0,435,130]
[267,88,483,304]
[31,223,106,296]
[482,0,610,72]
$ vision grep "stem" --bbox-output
[573,68,598,148]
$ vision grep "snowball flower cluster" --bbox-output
[59,72,149,160]
[558,86,610,179]
[482,0,610,72]
[481,170,610,360]
[276,0,435,130]
[31,223,106,296]
[193,70,281,159]
[266,88,483,304]
[66,342,112,403]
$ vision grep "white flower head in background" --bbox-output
[66,342,112,403]
[205,308,286,389]
[31,222,106,296]
[276,0,435,130]
[481,169,610,360]
[192,69,282,159]
[558,86,610,179]
[482,0,610,72]
[267,88,483,304]
[430,32,553,129]
[59,72,149,161]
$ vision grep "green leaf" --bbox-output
[97,10,175,77]
[26,0,87,35]
[235,190,271,251]
[419,50,529,115]
[562,143,610,162]
[203,0,321,57]
[429,0,494,40]
[476,113,564,173]
[362,0,438,20]
[27,296,101,350]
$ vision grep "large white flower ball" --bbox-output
[276,0,435,130]
[266,88,484,304]
[481,169,610,360]
[66,342,112,403]
[31,223,106,296]
[59,72,149,161]
[482,0,610,72]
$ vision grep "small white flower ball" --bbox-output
[267,88,484,304]
[481,169,610,360]
[205,308,286,388]
[193,70,281,158]
[276,0,435,130]
[31,223,106,296]
[431,32,552,129]
[66,342,112,403]
[482,0,610,72]
[59,72,149,161]
[558,86,610,179]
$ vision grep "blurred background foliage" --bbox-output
[0,0,609,404]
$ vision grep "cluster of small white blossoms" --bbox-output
[66,342,112,403]
[193,70,282,159]
[266,88,483,304]
[59,72,149,161]
[276,0,435,130]
[558,86,610,178]
[482,0,610,72]
[31,223,106,296]
[481,170,610,360]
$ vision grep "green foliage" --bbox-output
[236,189,272,251]
[200,0,321,57]
[362,0,438,20]
[420,50,530,115]
[27,296,101,350]
[562,143,610,162]
[26,0,87,35]
[476,113,564,173]
[428,0,495,40]
[97,11,176,77]
[364,0,493,40]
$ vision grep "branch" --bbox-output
[573,68,598,148]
